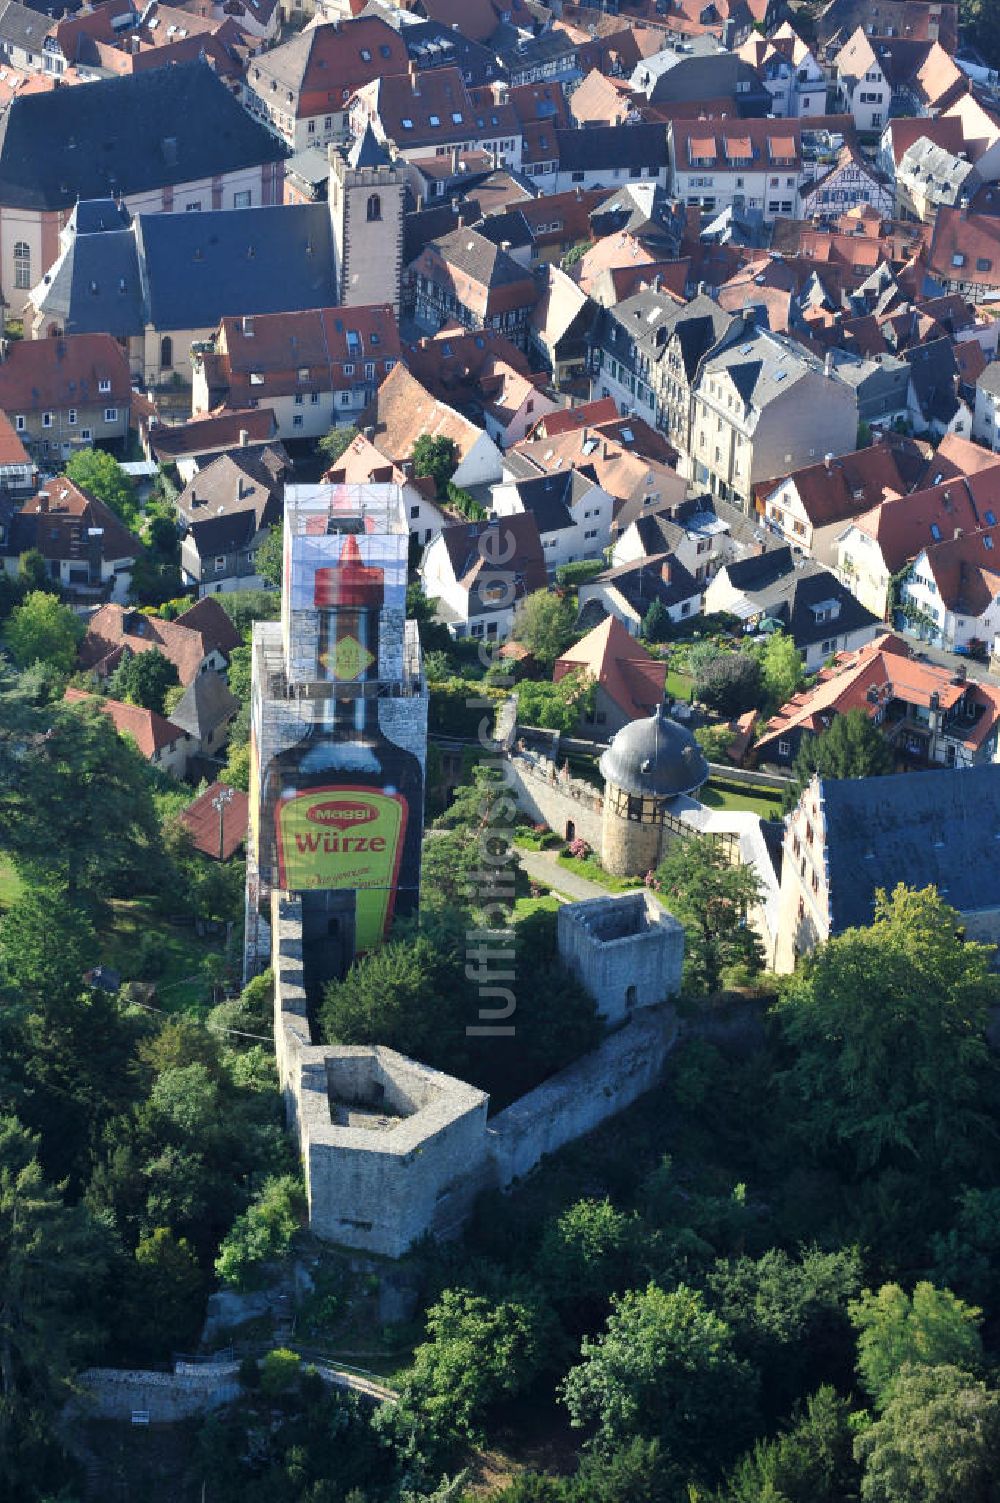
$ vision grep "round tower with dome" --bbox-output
[599,703,709,877]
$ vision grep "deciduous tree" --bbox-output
[776,886,996,1180]
[5,590,82,672]
[656,836,764,995]
[850,1281,983,1408]
[64,448,139,529]
[108,645,179,715]
[512,589,577,667]
[854,1363,1000,1503]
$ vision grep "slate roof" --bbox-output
[0,61,286,210]
[506,471,585,534]
[597,550,702,613]
[428,226,537,292]
[174,595,243,659]
[35,225,145,338]
[820,764,1000,934]
[555,122,666,173]
[168,670,239,740]
[134,204,334,330]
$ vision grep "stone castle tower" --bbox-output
[329,124,405,317]
[599,704,709,877]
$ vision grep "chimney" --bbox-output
[36,491,49,513]
[501,239,512,253]
[824,452,834,470]
[697,280,707,296]
[824,351,835,377]
[409,60,420,96]
[239,428,249,447]
[242,315,253,337]
[660,560,671,584]
[960,195,969,219]
[954,527,963,539]
[451,144,460,175]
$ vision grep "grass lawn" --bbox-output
[99,897,231,1013]
[665,667,695,701]
[556,852,643,891]
[701,778,784,821]
[0,855,22,912]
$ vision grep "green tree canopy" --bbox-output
[724,1385,858,1503]
[317,423,360,467]
[756,631,804,709]
[64,448,139,530]
[0,688,161,904]
[785,707,892,809]
[5,590,82,672]
[536,1198,640,1331]
[516,668,595,732]
[560,1282,756,1475]
[655,835,764,994]
[850,1281,983,1408]
[108,645,179,715]
[0,1115,109,1494]
[255,522,283,589]
[511,589,578,667]
[694,651,762,716]
[411,434,458,499]
[775,885,997,1181]
[854,1363,1000,1503]
[397,1286,555,1446]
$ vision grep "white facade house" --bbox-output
[491,469,616,575]
[739,25,828,119]
[834,28,890,133]
[902,526,1000,651]
[973,363,1000,450]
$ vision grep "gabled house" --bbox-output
[544,123,668,196]
[894,136,980,224]
[6,479,140,602]
[902,522,1000,652]
[362,362,504,489]
[79,602,232,685]
[927,208,1000,304]
[799,143,895,224]
[667,118,805,224]
[168,672,240,766]
[904,336,970,438]
[174,450,284,596]
[774,764,1000,974]
[64,686,192,776]
[322,429,448,547]
[191,305,402,439]
[143,410,283,483]
[419,511,547,640]
[553,614,667,737]
[406,226,540,351]
[690,322,859,513]
[737,23,827,119]
[509,416,688,531]
[756,630,1000,769]
[243,18,410,152]
[756,438,925,567]
[833,28,891,132]
[0,333,131,461]
[836,468,1000,617]
[491,467,616,572]
[611,495,734,584]
[703,547,881,668]
[578,551,703,636]
[973,362,1000,452]
[350,65,523,170]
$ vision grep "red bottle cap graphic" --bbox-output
[314,533,384,608]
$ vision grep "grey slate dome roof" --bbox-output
[600,703,709,800]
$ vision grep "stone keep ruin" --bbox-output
[272,888,685,1258]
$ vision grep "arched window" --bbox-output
[13,241,30,290]
[366,193,381,222]
[160,335,173,369]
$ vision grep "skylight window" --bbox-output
[452,112,464,124]
[952,253,966,267]
[429,114,441,126]
[620,427,634,443]
[930,523,941,541]
[987,510,997,525]
[985,536,995,550]
[401,118,414,130]
[360,48,372,61]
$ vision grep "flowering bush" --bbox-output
[567,837,592,861]
[644,870,661,890]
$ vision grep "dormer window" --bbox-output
[98,378,111,394]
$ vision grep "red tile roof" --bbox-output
[147,407,277,460]
[177,781,249,860]
[0,333,130,413]
[929,208,1000,293]
[852,469,1000,572]
[554,613,666,721]
[79,603,219,684]
[63,687,183,759]
[23,477,138,563]
[208,304,401,405]
[758,439,924,530]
